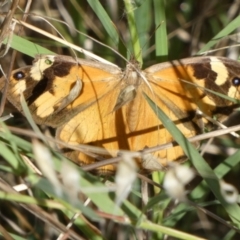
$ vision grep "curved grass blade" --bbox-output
[144,93,240,227]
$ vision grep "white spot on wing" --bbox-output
[30,55,56,81]
[14,81,26,94]
[228,85,238,98]
[210,57,228,85]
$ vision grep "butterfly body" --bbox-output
[1,55,240,174]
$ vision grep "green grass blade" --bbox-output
[153,0,168,61]
[198,15,240,54]
[144,93,240,227]
[124,0,142,65]
[7,35,54,56]
[87,0,122,48]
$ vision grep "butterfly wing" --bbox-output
[0,55,123,128]
[141,56,240,164]
[145,56,240,123]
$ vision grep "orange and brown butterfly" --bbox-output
[1,54,240,174]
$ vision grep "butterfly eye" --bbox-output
[232,77,240,86]
[13,71,25,80]
[45,59,53,65]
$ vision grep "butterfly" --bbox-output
[1,54,240,174]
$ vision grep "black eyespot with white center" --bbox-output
[13,71,25,80]
[232,77,240,87]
